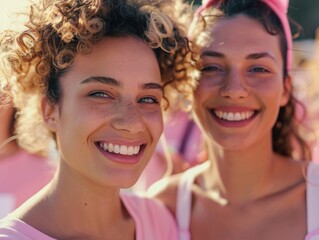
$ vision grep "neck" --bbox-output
[35,161,131,238]
[203,135,282,206]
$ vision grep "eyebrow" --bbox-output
[141,83,163,94]
[200,51,225,59]
[81,76,163,93]
[201,50,277,62]
[246,52,276,62]
[81,76,122,87]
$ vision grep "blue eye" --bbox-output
[88,91,110,98]
[139,97,159,104]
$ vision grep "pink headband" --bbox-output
[190,0,293,70]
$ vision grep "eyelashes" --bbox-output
[200,65,223,73]
[138,96,159,104]
[88,91,160,104]
[88,91,112,98]
[200,65,272,75]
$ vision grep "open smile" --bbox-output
[95,141,147,164]
[98,142,142,156]
[209,108,259,127]
[214,110,256,121]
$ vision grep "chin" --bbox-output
[113,173,142,189]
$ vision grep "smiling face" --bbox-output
[193,14,289,151]
[43,36,164,188]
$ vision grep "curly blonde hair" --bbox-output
[0,0,192,155]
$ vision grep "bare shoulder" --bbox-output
[9,185,53,228]
[147,173,183,218]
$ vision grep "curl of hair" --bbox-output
[0,0,193,155]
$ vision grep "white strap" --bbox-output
[307,162,319,233]
[176,162,210,240]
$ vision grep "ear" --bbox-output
[41,97,59,132]
[280,75,292,107]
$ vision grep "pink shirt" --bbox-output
[0,150,55,217]
[0,191,178,240]
[174,162,319,240]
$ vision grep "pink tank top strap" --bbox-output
[176,161,210,240]
[307,162,319,234]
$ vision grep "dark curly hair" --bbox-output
[186,0,311,160]
[0,0,192,154]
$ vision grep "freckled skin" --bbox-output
[48,36,164,189]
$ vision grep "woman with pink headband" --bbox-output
[150,0,319,239]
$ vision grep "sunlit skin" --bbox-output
[154,15,307,240]
[193,15,289,152]
[45,36,164,190]
[12,36,164,239]
[0,104,19,158]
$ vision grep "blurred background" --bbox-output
[1,0,318,40]
[190,0,319,40]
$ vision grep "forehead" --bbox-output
[75,36,158,72]
[202,14,281,57]
[61,36,161,86]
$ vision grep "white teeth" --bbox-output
[227,113,234,121]
[234,113,241,121]
[134,146,140,154]
[222,112,227,119]
[99,142,141,156]
[114,145,120,154]
[120,145,127,155]
[108,143,114,152]
[214,110,254,121]
[127,146,134,155]
[103,143,108,151]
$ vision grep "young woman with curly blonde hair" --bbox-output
[0,0,191,239]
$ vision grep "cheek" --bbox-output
[193,83,216,112]
[143,110,164,138]
[199,73,224,86]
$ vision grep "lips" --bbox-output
[95,141,146,164]
[99,142,141,156]
[214,110,255,121]
[209,107,259,127]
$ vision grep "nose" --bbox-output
[111,102,145,134]
[219,70,248,99]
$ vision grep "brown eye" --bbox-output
[249,67,269,73]
[201,65,223,72]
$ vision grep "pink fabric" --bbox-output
[0,150,55,217]
[174,162,319,240]
[313,145,319,163]
[306,163,319,239]
[0,192,178,240]
[121,192,178,240]
[191,0,293,70]
[0,218,55,240]
[260,0,292,70]
[306,229,319,240]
